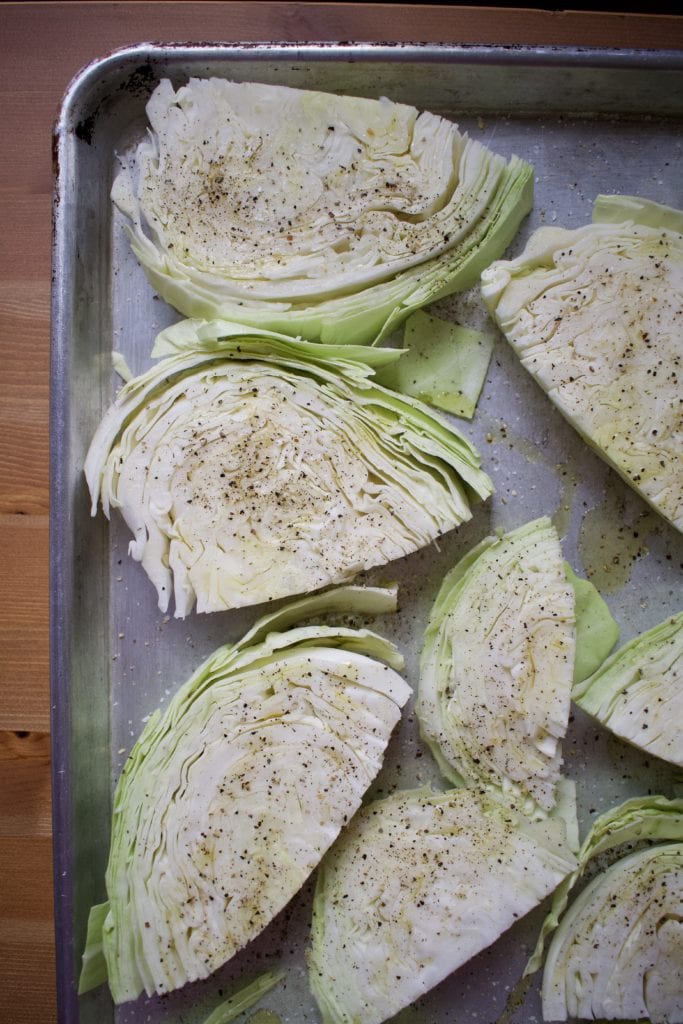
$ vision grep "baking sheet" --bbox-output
[51,43,683,1024]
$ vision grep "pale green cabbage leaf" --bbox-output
[112,78,533,345]
[565,561,619,684]
[201,969,285,1024]
[373,308,495,418]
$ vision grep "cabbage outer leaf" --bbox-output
[79,585,411,1003]
[481,195,683,532]
[573,610,683,768]
[308,785,578,1024]
[417,517,575,812]
[565,561,619,684]
[113,78,533,345]
[542,842,683,1023]
[85,326,492,617]
[201,968,285,1024]
[373,309,495,418]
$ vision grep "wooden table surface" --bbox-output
[1,3,681,1021]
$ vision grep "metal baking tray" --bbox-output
[51,43,683,1024]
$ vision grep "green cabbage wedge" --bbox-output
[526,794,683,978]
[573,610,683,768]
[112,78,534,345]
[481,195,683,532]
[79,585,411,1004]
[542,843,683,1023]
[308,785,578,1024]
[85,326,492,617]
[417,517,576,812]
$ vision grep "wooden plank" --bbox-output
[0,836,57,1024]
[0,290,50,510]
[0,2,681,64]
[0,515,49,732]
[0,731,52,839]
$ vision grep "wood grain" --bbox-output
[0,837,57,1024]
[0,731,52,837]
[1,4,681,1022]
[0,516,50,732]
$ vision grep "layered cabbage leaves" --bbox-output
[308,785,578,1024]
[481,195,683,532]
[417,517,576,811]
[534,795,683,1023]
[544,843,683,1023]
[112,78,533,345]
[79,585,411,1004]
[573,610,682,768]
[85,325,492,617]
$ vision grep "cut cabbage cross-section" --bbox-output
[573,610,683,769]
[85,325,492,617]
[79,585,411,1004]
[417,518,576,812]
[542,843,683,1023]
[526,794,683,979]
[112,77,533,345]
[481,195,683,532]
[308,785,578,1024]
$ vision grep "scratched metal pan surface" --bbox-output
[51,42,683,1024]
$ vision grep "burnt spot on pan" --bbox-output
[117,61,157,97]
[75,112,98,145]
[75,62,157,144]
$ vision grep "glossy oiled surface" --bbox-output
[2,4,683,1023]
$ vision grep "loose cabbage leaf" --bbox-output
[78,899,110,995]
[79,585,411,1004]
[481,195,683,532]
[201,969,285,1024]
[417,517,575,812]
[308,785,578,1024]
[113,78,533,345]
[373,309,495,418]
[85,325,492,617]
[573,610,682,768]
[565,561,619,684]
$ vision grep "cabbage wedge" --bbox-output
[542,841,683,1022]
[526,797,683,1018]
[573,610,683,768]
[527,794,683,978]
[112,78,533,345]
[79,586,411,1004]
[481,195,683,532]
[308,785,578,1024]
[417,517,576,811]
[85,325,492,617]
